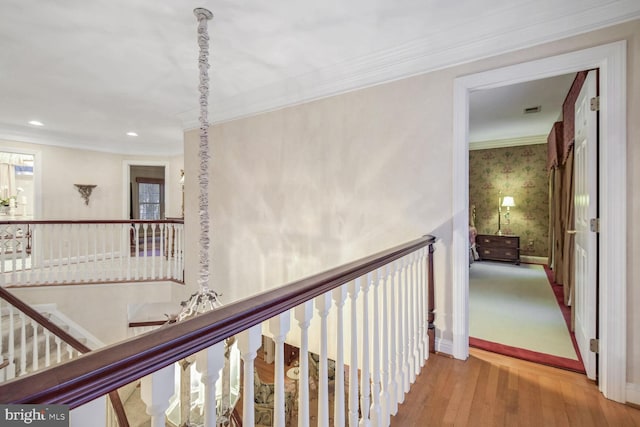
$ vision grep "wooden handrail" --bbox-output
[0,287,130,426]
[0,287,91,354]
[128,320,169,328]
[0,234,436,410]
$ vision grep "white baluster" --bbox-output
[141,364,175,427]
[109,224,116,281]
[380,264,391,426]
[422,248,430,359]
[177,226,184,282]
[151,224,157,278]
[66,224,72,282]
[125,225,131,281]
[408,254,417,383]
[6,305,16,379]
[143,224,149,279]
[359,274,372,427]
[412,252,421,376]
[48,224,54,282]
[332,285,348,427]
[44,329,51,367]
[195,341,225,427]
[94,224,100,280]
[295,301,313,427]
[67,343,74,361]
[237,324,261,427]
[268,311,291,427]
[348,279,360,427]
[55,336,62,363]
[415,249,424,366]
[133,224,140,280]
[401,257,410,395]
[159,223,165,279]
[10,225,17,280]
[315,292,332,427]
[19,312,27,375]
[31,320,39,372]
[56,225,63,283]
[75,226,81,282]
[167,224,174,279]
[370,270,382,427]
[389,261,400,413]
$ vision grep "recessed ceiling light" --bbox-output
[28,120,44,126]
[126,132,138,137]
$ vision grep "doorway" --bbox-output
[122,161,171,220]
[129,165,166,220]
[452,41,627,401]
[0,151,35,217]
[466,73,580,370]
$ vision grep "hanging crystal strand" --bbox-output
[177,8,220,321]
[195,7,213,293]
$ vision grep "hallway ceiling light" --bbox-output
[28,120,44,126]
[126,131,138,136]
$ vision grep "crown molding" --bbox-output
[469,135,547,151]
[180,1,640,129]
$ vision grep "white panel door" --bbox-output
[573,70,598,380]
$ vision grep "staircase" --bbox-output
[0,304,93,381]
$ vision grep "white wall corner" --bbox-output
[626,383,640,405]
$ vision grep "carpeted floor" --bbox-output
[469,261,584,372]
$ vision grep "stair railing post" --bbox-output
[140,364,175,427]
[268,311,291,427]
[237,324,262,426]
[428,242,435,353]
[195,341,225,427]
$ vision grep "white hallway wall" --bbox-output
[184,19,640,387]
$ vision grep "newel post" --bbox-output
[427,242,435,353]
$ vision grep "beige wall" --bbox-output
[469,143,549,257]
[0,140,184,220]
[12,282,175,344]
[185,19,640,385]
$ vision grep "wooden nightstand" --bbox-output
[475,234,520,265]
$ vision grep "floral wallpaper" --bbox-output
[469,144,549,257]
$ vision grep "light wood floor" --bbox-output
[390,348,640,427]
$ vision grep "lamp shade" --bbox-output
[501,196,515,207]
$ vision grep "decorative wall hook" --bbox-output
[74,184,97,205]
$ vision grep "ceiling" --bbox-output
[469,73,577,144]
[1,1,638,156]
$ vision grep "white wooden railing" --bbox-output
[0,219,184,287]
[0,286,130,426]
[0,300,86,382]
[0,235,436,427]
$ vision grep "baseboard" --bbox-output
[521,255,548,265]
[627,382,640,405]
[435,337,453,356]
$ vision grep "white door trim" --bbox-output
[452,41,627,402]
[122,160,171,219]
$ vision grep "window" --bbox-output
[136,178,164,220]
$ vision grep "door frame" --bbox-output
[452,41,627,401]
[122,160,170,219]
